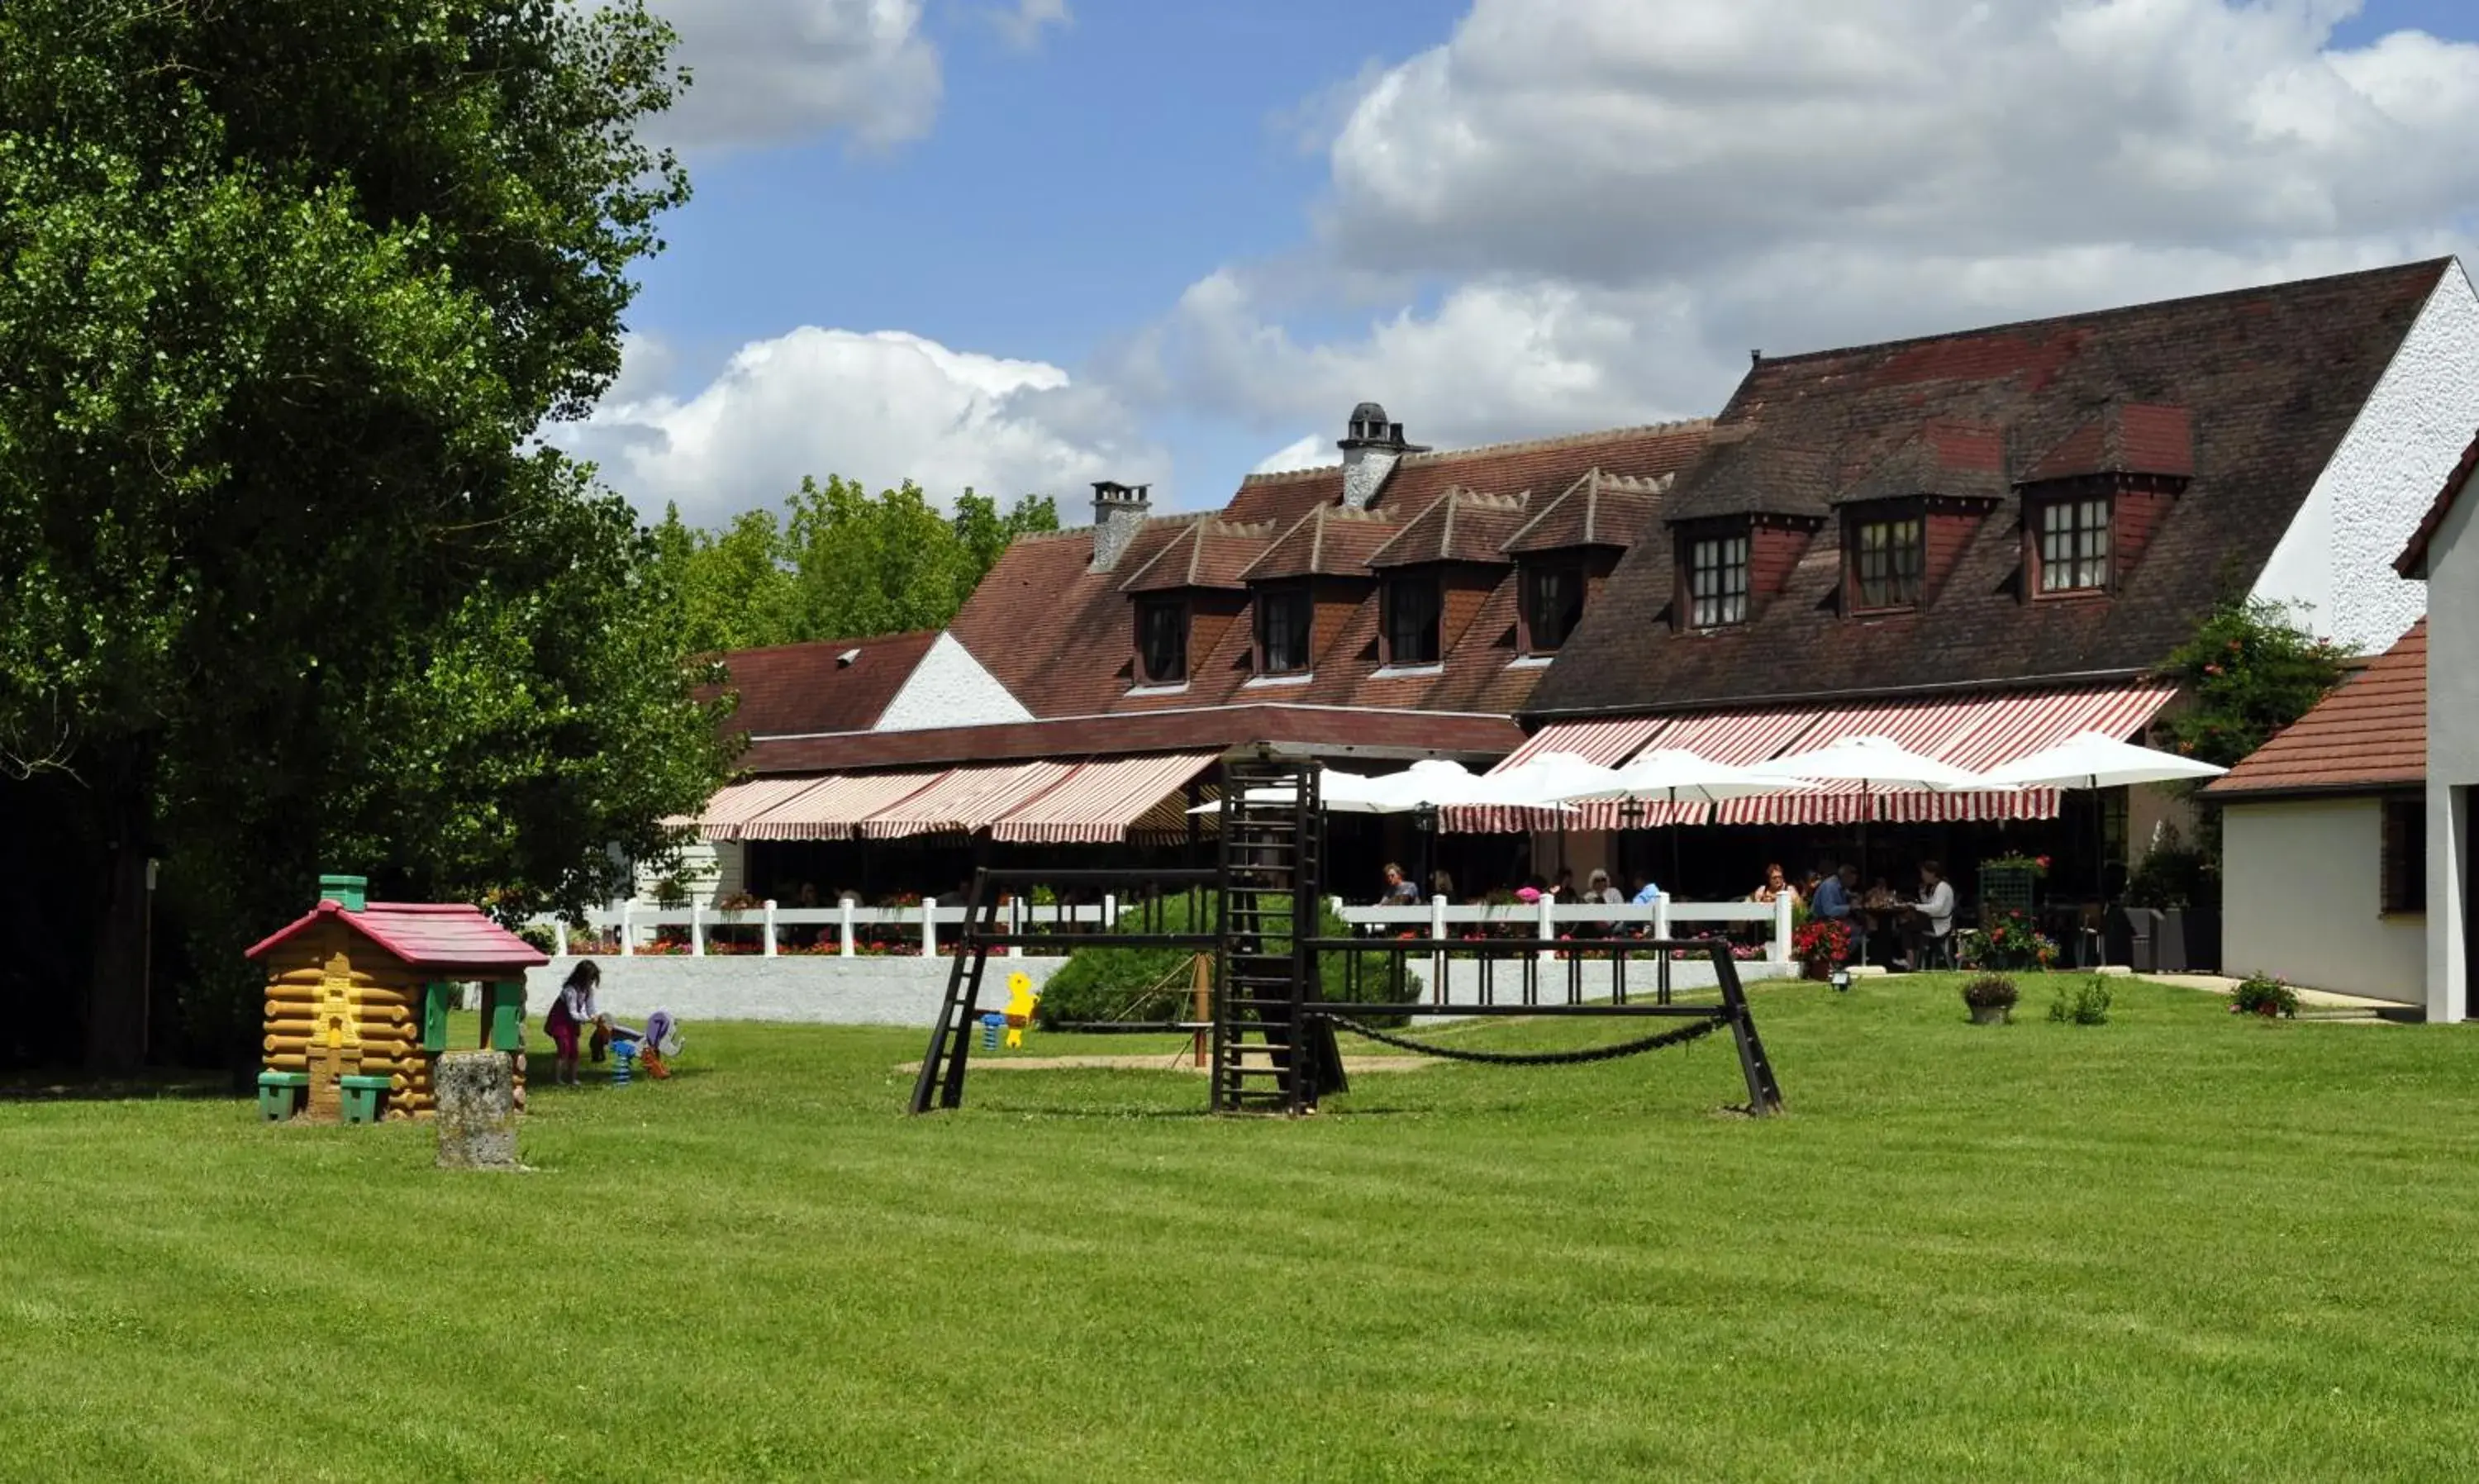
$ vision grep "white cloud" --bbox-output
[563,329,1166,526]
[988,0,1071,51]
[1132,0,2479,450]
[645,0,943,150]
[1250,434,1330,474]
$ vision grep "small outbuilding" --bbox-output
[245,874,547,1121]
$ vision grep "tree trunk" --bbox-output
[84,789,153,1075]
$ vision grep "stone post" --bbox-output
[435,1050,521,1170]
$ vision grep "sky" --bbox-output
[560,0,2479,529]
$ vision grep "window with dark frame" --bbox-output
[1256,585,1313,674]
[2038,496,2111,593]
[1687,534,1749,627]
[2382,797,2427,915]
[1136,598,1188,684]
[1383,573,1442,665]
[1851,514,1925,610]
[1520,562,1586,653]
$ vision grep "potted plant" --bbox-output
[1791,917,1852,981]
[2228,973,2299,1020]
[1960,973,2019,1025]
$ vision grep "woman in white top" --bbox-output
[1901,861,1958,968]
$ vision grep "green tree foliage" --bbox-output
[0,1,729,1067]
[650,482,1059,655]
[2155,600,2354,768]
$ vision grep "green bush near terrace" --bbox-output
[1035,893,1420,1028]
[8,978,2479,1481]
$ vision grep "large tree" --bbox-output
[0,2,729,1069]
[650,482,1059,656]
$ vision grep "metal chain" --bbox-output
[1313,1011,1726,1066]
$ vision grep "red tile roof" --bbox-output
[2024,402,2196,483]
[245,901,550,974]
[945,417,1713,731]
[1503,469,1666,554]
[2398,429,2479,578]
[2205,621,2425,797]
[1531,259,2451,718]
[1365,489,1529,568]
[711,631,938,739]
[1116,516,1278,593]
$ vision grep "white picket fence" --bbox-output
[529,892,1792,964]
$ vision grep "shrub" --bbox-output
[1791,917,1852,965]
[2047,977,2113,1025]
[1035,896,1420,1029]
[516,923,559,954]
[1976,909,2058,971]
[1960,973,2019,1010]
[2229,973,2299,1020]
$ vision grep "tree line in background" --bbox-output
[651,478,1059,655]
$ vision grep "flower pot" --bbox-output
[1969,1003,2012,1025]
[1801,958,1834,982]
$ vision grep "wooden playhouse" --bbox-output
[245,874,549,1123]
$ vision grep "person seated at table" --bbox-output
[1586,868,1623,906]
[1629,875,1663,906]
[1813,863,1858,922]
[1379,863,1418,906]
[1427,868,1455,901]
[1750,863,1800,906]
[1897,860,1957,969]
[1553,867,1577,900]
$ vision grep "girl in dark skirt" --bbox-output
[543,960,610,1085]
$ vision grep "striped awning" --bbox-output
[1722,684,2177,825]
[859,760,1079,840]
[1448,683,2177,833]
[736,770,950,841]
[694,778,846,842]
[989,752,1219,844]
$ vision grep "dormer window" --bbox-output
[1136,597,1188,684]
[2034,495,2111,595]
[1382,573,1441,665]
[1256,585,1312,674]
[1687,533,1749,627]
[1520,561,1586,654]
[1849,512,1925,611]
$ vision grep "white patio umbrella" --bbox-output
[1979,731,2228,791]
[1981,730,2226,900]
[1185,766,1386,814]
[1568,749,1815,892]
[1749,735,2015,961]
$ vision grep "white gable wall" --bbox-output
[2253,262,2479,654]
[874,631,1033,732]
[2427,473,2479,1020]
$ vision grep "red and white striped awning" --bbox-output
[1720,684,2177,825]
[988,752,1219,844]
[1446,683,2177,833]
[859,760,1079,840]
[735,770,950,841]
[689,777,835,841]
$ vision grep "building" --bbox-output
[674,411,1714,902]
[1488,259,2479,901]
[2396,429,2479,1020]
[2205,624,2428,1005]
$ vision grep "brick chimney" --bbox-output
[1089,481,1151,573]
[1337,401,1425,510]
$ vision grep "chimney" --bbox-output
[1337,401,1426,510]
[1089,481,1151,573]
[318,873,368,911]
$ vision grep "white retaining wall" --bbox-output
[526,955,1073,1027]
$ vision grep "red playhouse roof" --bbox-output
[245,900,550,976]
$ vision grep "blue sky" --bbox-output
[570,0,2479,527]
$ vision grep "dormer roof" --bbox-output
[1238,504,1399,583]
[1660,432,1836,525]
[1830,421,2010,506]
[1365,488,1530,569]
[1117,516,1278,593]
[2022,402,2196,483]
[1502,468,1667,554]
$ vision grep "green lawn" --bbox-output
[4,975,2478,1482]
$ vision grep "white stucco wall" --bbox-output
[2222,797,2425,1005]
[2253,262,2479,654]
[2426,465,2479,1020]
[631,839,744,911]
[874,630,1033,732]
[526,954,1074,1026]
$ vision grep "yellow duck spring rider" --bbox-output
[1002,973,1040,1049]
